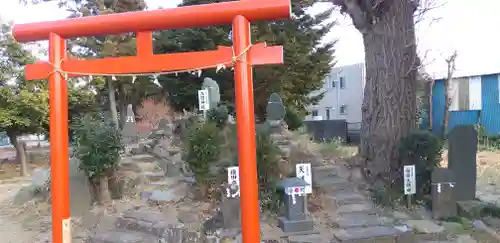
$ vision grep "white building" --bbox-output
[305,63,365,125]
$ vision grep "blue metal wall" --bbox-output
[429,74,500,135]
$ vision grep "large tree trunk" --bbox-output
[98,175,112,204]
[107,78,120,129]
[359,1,418,182]
[7,132,28,176]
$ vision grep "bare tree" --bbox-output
[443,51,458,136]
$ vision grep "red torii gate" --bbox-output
[12,0,291,242]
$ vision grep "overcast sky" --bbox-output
[2,0,499,79]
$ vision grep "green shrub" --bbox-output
[206,104,229,128]
[398,131,443,200]
[255,131,282,212]
[71,113,124,202]
[284,107,303,131]
[183,121,222,197]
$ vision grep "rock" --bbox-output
[456,234,477,243]
[130,146,145,155]
[404,220,445,234]
[89,230,158,243]
[288,234,330,243]
[471,219,488,230]
[142,183,187,203]
[441,222,464,233]
[148,190,178,202]
[203,212,224,235]
[335,213,393,228]
[219,228,240,238]
[141,171,165,182]
[115,210,180,237]
[178,211,200,224]
[183,230,203,243]
[457,200,486,219]
[204,235,218,243]
[336,203,374,214]
[160,223,186,243]
[411,205,433,220]
[69,158,93,217]
[471,219,500,242]
[31,168,50,190]
[332,225,412,241]
[392,211,411,220]
[12,185,36,205]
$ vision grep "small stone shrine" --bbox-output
[431,168,457,219]
[277,177,313,233]
[447,125,477,201]
[122,104,138,145]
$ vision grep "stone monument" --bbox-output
[266,93,286,128]
[121,104,138,145]
[202,77,220,110]
[447,125,477,201]
[221,166,241,229]
[431,168,457,219]
[277,177,313,233]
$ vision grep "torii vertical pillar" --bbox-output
[12,1,291,243]
[232,15,260,243]
[48,33,71,243]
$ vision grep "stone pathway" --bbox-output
[309,162,415,243]
[309,159,482,243]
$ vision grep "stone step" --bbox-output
[122,154,157,163]
[324,191,366,205]
[334,213,394,228]
[89,230,159,243]
[141,177,181,191]
[418,241,454,243]
[140,172,165,182]
[119,161,160,173]
[332,225,414,242]
[313,176,350,189]
[115,210,181,237]
[140,183,188,203]
[336,203,376,215]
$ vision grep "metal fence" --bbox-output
[304,120,348,142]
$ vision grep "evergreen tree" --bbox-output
[154,0,335,119]
[28,0,158,128]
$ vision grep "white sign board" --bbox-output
[403,165,416,195]
[296,163,312,194]
[226,166,240,198]
[198,89,210,111]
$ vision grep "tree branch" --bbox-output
[332,0,370,33]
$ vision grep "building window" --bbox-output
[340,105,347,115]
[339,77,346,89]
[449,76,482,111]
[325,107,331,120]
[311,110,318,117]
[331,80,336,88]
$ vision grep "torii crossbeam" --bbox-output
[12,0,291,243]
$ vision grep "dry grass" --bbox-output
[289,131,357,160]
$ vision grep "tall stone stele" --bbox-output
[202,77,220,110]
[266,93,286,127]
